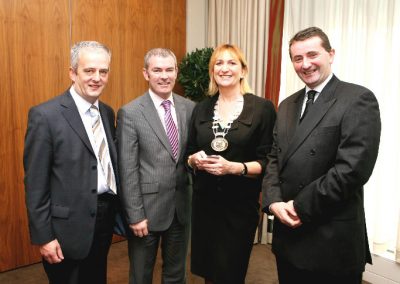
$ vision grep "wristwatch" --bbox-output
[240,162,248,176]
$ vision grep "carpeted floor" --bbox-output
[0,241,277,284]
[0,241,370,284]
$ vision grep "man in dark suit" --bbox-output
[24,41,118,284]
[262,27,381,284]
[117,48,195,284]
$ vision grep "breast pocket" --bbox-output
[313,126,340,146]
[315,126,339,135]
[309,126,340,170]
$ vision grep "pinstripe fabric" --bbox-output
[161,100,179,160]
[117,92,195,284]
[117,92,195,231]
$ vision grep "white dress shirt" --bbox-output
[148,89,179,135]
[69,86,114,195]
[301,73,333,117]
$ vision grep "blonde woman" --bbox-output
[186,44,276,284]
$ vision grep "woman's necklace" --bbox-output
[211,96,244,152]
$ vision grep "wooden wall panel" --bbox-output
[0,0,186,272]
[0,0,70,271]
[71,0,186,109]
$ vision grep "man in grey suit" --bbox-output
[262,27,381,284]
[117,48,195,284]
[24,41,118,284]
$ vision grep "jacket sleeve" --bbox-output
[255,100,277,175]
[261,121,283,211]
[116,107,145,224]
[23,107,56,245]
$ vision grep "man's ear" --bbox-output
[329,48,335,64]
[143,68,150,81]
[69,67,76,82]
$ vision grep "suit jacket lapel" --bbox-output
[285,91,303,143]
[141,92,175,159]
[197,94,253,136]
[174,94,187,161]
[282,76,339,168]
[99,103,118,171]
[198,95,217,131]
[230,93,253,131]
[60,92,95,156]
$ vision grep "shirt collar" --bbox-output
[69,86,99,115]
[305,73,333,94]
[148,89,175,107]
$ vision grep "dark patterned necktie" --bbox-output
[161,100,179,160]
[300,90,317,122]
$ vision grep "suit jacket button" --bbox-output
[92,165,97,170]
[91,189,97,193]
[310,149,316,156]
[278,148,282,153]
[298,183,304,189]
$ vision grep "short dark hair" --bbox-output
[289,27,332,59]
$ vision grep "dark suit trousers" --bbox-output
[276,257,362,284]
[43,194,116,284]
[127,213,190,284]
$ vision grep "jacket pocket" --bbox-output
[141,182,159,194]
[51,204,70,219]
[315,125,339,135]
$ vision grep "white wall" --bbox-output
[186,0,207,52]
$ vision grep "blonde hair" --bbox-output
[208,44,253,96]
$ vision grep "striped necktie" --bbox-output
[90,105,116,194]
[161,100,179,160]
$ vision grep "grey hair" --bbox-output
[144,48,177,69]
[70,41,111,70]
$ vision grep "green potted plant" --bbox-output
[178,47,214,102]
